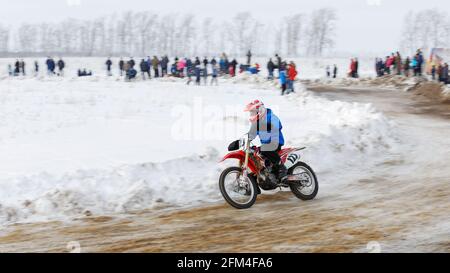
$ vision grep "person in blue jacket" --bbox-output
[245,100,287,182]
[46,57,55,75]
[195,64,201,85]
[126,67,137,81]
[411,57,419,76]
[211,64,218,85]
[219,57,226,74]
[279,69,287,95]
[106,58,113,76]
[416,49,424,76]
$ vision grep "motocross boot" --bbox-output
[278,163,288,183]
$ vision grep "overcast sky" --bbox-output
[0,0,445,55]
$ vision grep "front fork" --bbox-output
[242,135,251,178]
[237,135,251,187]
[239,138,262,195]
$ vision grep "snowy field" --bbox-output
[0,58,396,225]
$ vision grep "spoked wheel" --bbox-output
[289,162,319,201]
[219,167,258,209]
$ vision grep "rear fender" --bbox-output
[283,148,306,169]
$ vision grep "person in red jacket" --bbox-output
[349,58,357,78]
[287,62,298,93]
[386,54,395,74]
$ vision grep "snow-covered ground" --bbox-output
[0,66,397,225]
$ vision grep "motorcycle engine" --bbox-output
[258,168,279,191]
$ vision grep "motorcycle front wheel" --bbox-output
[219,167,258,209]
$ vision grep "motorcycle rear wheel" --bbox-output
[219,167,258,209]
[289,162,319,201]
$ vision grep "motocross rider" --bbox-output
[245,100,288,182]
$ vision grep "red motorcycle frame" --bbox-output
[221,147,305,175]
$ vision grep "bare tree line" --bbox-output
[400,9,450,56]
[0,24,9,53]
[0,9,337,57]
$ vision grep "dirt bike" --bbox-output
[219,134,319,209]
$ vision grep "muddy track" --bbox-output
[0,194,393,253]
[1,85,449,253]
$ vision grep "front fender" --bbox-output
[220,150,246,163]
[220,150,259,174]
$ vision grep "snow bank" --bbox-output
[0,75,398,225]
[282,91,397,174]
[304,75,426,92]
[405,81,450,103]
[0,148,223,224]
[303,72,450,103]
[441,86,450,102]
